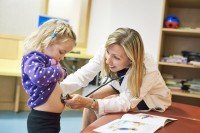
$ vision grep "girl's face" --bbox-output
[105,44,131,72]
[44,38,75,62]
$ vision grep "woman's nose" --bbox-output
[106,56,111,64]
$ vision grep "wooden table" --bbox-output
[81,102,200,133]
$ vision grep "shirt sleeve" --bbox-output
[142,71,171,111]
[97,92,137,116]
[97,71,166,116]
[144,53,158,73]
[60,47,104,95]
[23,54,63,87]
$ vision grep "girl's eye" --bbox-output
[59,50,66,55]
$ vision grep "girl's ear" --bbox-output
[48,41,54,46]
[41,41,52,53]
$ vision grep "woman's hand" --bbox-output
[64,94,93,109]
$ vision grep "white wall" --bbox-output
[0,0,43,36]
[87,0,164,61]
[48,0,82,40]
[0,0,164,60]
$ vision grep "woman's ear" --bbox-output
[127,61,132,68]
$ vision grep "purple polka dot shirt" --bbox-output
[21,51,63,108]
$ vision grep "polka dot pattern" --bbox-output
[21,51,63,108]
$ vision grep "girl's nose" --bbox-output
[60,55,65,61]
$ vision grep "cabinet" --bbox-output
[158,0,200,105]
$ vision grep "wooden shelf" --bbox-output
[171,89,200,99]
[65,47,93,59]
[168,0,200,8]
[162,28,200,37]
[159,62,200,69]
[159,0,200,101]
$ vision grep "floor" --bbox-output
[0,85,97,133]
[0,110,83,133]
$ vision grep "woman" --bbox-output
[61,28,171,129]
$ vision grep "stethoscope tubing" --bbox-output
[85,75,124,97]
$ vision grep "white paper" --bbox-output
[94,113,177,133]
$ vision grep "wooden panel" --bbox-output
[19,83,29,111]
[19,102,30,111]
[0,59,21,76]
[172,95,200,106]
[66,47,93,59]
[0,76,16,111]
[0,34,24,60]
[172,89,200,99]
[20,87,29,102]
[0,103,14,110]
[78,0,92,48]
[158,33,166,61]
[162,28,200,37]
[159,62,200,68]
[168,8,200,28]
[168,0,200,8]
[0,38,19,59]
[162,35,200,56]
[160,0,200,100]
[0,76,15,102]
[160,65,200,79]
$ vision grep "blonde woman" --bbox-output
[21,19,76,133]
[61,28,171,129]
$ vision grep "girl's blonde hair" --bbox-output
[102,28,146,98]
[23,19,76,55]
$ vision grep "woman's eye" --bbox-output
[114,56,120,60]
[105,50,109,56]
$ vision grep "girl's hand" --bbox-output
[51,58,58,65]
[50,59,66,82]
[59,66,67,81]
[64,94,93,109]
[57,63,67,82]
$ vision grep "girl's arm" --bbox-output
[23,55,63,86]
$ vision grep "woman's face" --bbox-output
[105,44,131,72]
[44,38,75,62]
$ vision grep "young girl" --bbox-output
[62,28,171,129]
[21,19,76,133]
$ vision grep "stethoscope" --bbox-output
[60,76,123,103]
[85,75,125,97]
[60,75,125,103]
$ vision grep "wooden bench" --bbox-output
[0,34,24,112]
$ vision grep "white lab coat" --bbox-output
[60,48,171,116]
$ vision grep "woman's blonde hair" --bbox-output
[102,28,146,97]
[23,19,76,55]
